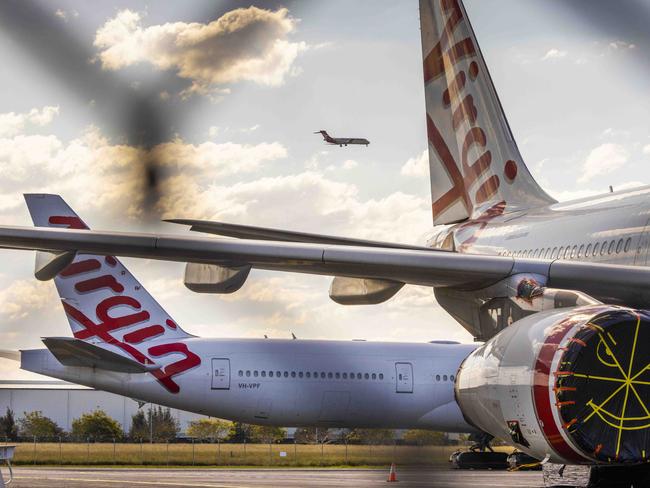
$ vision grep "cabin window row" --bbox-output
[501,237,632,260]
[435,374,454,382]
[237,370,384,381]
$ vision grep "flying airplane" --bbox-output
[0,0,649,485]
[314,130,369,147]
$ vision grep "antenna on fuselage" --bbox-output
[609,185,614,193]
[291,332,297,340]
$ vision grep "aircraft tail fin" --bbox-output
[419,0,555,224]
[24,194,200,393]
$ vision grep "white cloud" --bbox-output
[643,144,650,156]
[400,150,428,177]
[542,48,567,61]
[0,280,56,321]
[342,159,358,170]
[94,7,308,97]
[578,143,629,183]
[0,106,59,138]
[609,40,636,51]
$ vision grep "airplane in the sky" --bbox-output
[0,0,649,486]
[314,130,369,147]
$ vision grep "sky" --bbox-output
[0,0,650,380]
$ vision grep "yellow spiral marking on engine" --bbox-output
[575,315,650,457]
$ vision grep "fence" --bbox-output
[5,440,483,467]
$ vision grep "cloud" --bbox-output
[157,171,430,244]
[94,7,308,97]
[609,40,636,50]
[643,144,650,156]
[0,280,56,321]
[0,106,59,138]
[401,150,428,177]
[578,143,629,183]
[0,111,287,219]
[542,48,568,61]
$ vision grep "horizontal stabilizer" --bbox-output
[34,250,76,281]
[167,219,433,251]
[42,337,160,373]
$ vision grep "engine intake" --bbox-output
[456,306,650,465]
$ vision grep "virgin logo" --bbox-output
[50,215,200,394]
[423,0,515,220]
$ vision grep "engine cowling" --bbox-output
[456,305,650,465]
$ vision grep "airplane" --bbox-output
[314,130,369,147]
[0,0,649,485]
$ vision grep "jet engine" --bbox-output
[456,305,650,465]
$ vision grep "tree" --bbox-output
[345,428,395,445]
[129,407,179,442]
[403,430,447,446]
[18,411,63,439]
[187,419,232,441]
[226,422,253,442]
[293,427,331,444]
[72,410,123,441]
[0,408,17,441]
[249,425,286,443]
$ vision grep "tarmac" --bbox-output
[8,467,545,487]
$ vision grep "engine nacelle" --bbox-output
[456,305,650,465]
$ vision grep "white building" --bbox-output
[0,381,210,435]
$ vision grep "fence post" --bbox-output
[59,435,62,465]
[166,440,169,467]
[345,439,348,465]
[320,440,323,466]
[294,439,297,465]
[192,439,195,466]
[33,435,36,465]
[87,437,90,464]
[113,437,116,465]
[269,441,272,465]
[140,438,144,465]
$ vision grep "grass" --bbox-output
[5,442,513,467]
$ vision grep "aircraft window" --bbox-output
[320,372,326,379]
[593,242,599,256]
[564,247,571,259]
[624,237,632,252]
[284,371,289,378]
[451,375,455,381]
[398,374,403,380]
[246,370,251,377]
[379,373,384,380]
[328,372,333,379]
[342,372,347,379]
[253,371,258,377]
[544,248,551,259]
[372,373,376,380]
[305,372,310,378]
[269,371,274,377]
[277,371,281,377]
[586,244,592,256]
[261,371,266,377]
[436,374,441,381]
[570,246,577,258]
[578,244,584,258]
[616,239,623,253]
[364,373,369,379]
[299,372,303,378]
[608,240,615,254]
[558,247,564,258]
[291,371,296,378]
[601,241,608,256]
[238,370,243,377]
[551,247,558,258]
[443,375,448,381]
[350,372,355,378]
[357,373,362,379]
[535,249,540,258]
[335,372,340,379]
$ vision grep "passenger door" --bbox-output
[395,362,413,393]
[211,358,230,390]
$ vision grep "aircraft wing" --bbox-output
[0,225,649,306]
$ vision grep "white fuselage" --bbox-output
[21,339,477,432]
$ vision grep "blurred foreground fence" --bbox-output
[4,441,483,467]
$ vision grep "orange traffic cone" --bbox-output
[387,462,398,482]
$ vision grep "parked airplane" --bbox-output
[0,0,649,485]
[314,130,369,147]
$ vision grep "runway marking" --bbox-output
[15,476,255,488]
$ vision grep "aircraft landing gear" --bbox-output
[450,433,509,470]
